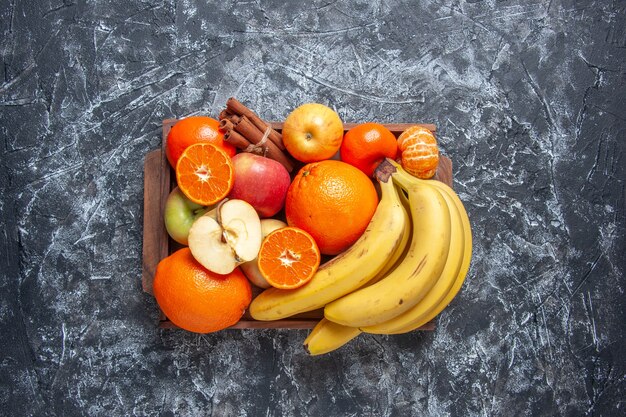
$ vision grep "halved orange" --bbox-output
[258,227,321,290]
[176,143,234,206]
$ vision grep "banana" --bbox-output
[361,174,465,333]
[303,161,472,352]
[396,182,411,213]
[371,159,473,334]
[324,182,452,327]
[302,194,412,354]
[387,229,471,334]
[303,318,361,355]
[249,175,408,321]
[367,185,412,282]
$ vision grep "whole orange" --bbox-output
[153,248,252,333]
[285,160,379,255]
[340,122,398,177]
[166,116,236,168]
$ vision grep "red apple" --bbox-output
[228,153,291,218]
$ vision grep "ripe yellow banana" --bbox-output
[302,194,412,353]
[367,185,412,282]
[324,183,452,327]
[396,182,411,213]
[303,161,472,352]
[303,318,361,355]
[249,176,408,321]
[361,176,465,334]
[377,159,473,334]
[388,229,471,333]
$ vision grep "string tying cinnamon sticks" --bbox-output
[244,126,272,155]
[218,98,295,172]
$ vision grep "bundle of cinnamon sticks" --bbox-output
[218,98,294,172]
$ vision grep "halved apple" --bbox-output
[188,199,263,275]
[240,219,287,288]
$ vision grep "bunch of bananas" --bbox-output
[249,158,472,355]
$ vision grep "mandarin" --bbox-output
[285,160,378,255]
[153,248,252,333]
[176,143,234,206]
[397,125,439,179]
[258,227,321,289]
[166,116,236,168]
[340,122,398,177]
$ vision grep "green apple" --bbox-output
[240,219,287,288]
[164,187,210,245]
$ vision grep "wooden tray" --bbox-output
[142,120,452,330]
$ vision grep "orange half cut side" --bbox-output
[176,143,234,206]
[258,227,321,290]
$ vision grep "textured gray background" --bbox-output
[1,0,625,416]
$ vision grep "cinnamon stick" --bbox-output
[233,116,294,172]
[218,109,233,121]
[224,129,254,150]
[232,115,265,145]
[227,114,241,125]
[219,118,234,133]
[226,97,285,150]
[219,119,253,150]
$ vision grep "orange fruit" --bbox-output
[176,143,234,206]
[153,248,252,333]
[166,116,236,168]
[258,227,321,289]
[285,160,378,255]
[397,125,439,179]
[340,122,398,177]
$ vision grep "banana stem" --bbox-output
[380,158,427,191]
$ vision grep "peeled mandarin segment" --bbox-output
[397,126,439,179]
[176,143,234,206]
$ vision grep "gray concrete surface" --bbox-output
[1,1,624,416]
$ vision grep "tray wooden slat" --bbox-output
[142,151,169,294]
[143,120,451,330]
